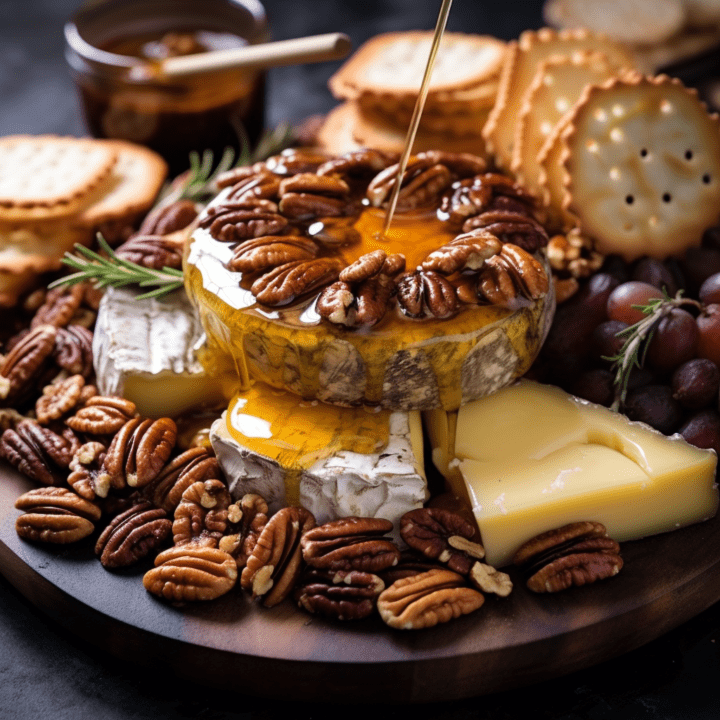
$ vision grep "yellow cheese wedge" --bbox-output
[426,380,718,567]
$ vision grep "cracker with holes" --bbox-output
[561,73,720,260]
[483,28,637,170]
[512,51,620,195]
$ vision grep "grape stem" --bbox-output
[606,292,704,411]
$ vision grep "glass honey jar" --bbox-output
[65,0,269,174]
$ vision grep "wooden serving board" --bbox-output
[1,462,720,703]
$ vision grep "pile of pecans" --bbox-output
[203,148,551,327]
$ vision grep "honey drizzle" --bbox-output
[381,0,455,237]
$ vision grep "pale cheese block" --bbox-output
[427,380,718,567]
[186,191,555,411]
[209,384,427,540]
[93,286,223,418]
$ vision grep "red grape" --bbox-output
[679,410,720,454]
[646,308,699,372]
[671,358,720,409]
[696,304,720,367]
[606,281,663,324]
[632,257,678,296]
[699,273,720,305]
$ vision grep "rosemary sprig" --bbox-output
[154,122,295,208]
[606,290,703,410]
[49,236,184,301]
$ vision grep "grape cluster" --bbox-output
[534,228,720,453]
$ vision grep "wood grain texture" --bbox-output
[1,461,720,702]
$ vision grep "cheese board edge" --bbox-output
[1,461,720,703]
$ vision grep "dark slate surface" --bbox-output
[2,0,720,717]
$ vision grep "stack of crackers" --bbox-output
[318,32,507,156]
[483,27,720,261]
[543,0,720,72]
[0,136,167,306]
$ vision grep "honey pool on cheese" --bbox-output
[185,189,555,410]
[209,383,427,537]
[426,381,718,567]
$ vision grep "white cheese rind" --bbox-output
[93,286,220,417]
[210,411,428,541]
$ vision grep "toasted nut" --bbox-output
[377,568,484,630]
[294,569,385,620]
[251,258,342,307]
[143,545,237,602]
[468,562,513,597]
[95,501,172,568]
[35,375,85,424]
[339,250,387,284]
[15,487,101,544]
[115,235,184,270]
[513,521,623,593]
[227,236,318,274]
[301,517,400,573]
[66,396,138,435]
[172,479,231,548]
[241,506,315,607]
[218,493,269,570]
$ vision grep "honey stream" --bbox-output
[381,0,455,237]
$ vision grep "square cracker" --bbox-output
[482,28,636,170]
[0,136,117,221]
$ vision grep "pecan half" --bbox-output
[316,149,397,179]
[396,270,458,320]
[422,230,502,275]
[240,506,316,607]
[66,396,138,436]
[477,244,549,307]
[172,479,231,548]
[143,545,237,602]
[377,568,485,630]
[294,569,385,620]
[218,493,269,570]
[30,285,85,329]
[53,325,94,378]
[400,508,483,576]
[95,501,172,568]
[97,417,176,496]
[339,250,388,284]
[67,441,107,501]
[35,375,85,424]
[15,487,101,544]
[279,193,349,220]
[546,230,604,279]
[379,550,445,586]
[0,420,79,485]
[0,324,56,404]
[115,235,184,270]
[265,148,329,176]
[463,209,548,253]
[367,157,452,211]
[513,521,623,593]
[416,151,486,179]
[251,257,342,307]
[279,173,350,198]
[143,446,222,514]
[200,201,289,243]
[468,562,513,597]
[226,236,318,274]
[301,517,400,573]
[137,199,198,236]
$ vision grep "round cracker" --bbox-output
[562,73,720,260]
[329,32,506,100]
[512,51,620,193]
[482,27,637,170]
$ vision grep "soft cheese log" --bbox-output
[93,286,223,418]
[210,384,427,538]
[427,381,718,567]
